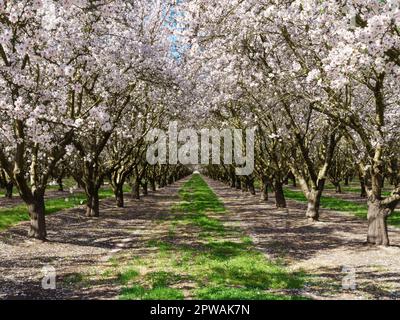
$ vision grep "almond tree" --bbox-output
[0,1,78,239]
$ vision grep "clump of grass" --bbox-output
[118,268,140,284]
[120,285,184,300]
[146,271,181,287]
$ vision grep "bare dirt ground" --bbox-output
[204,177,400,300]
[0,179,187,300]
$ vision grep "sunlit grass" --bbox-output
[0,187,119,231]
[118,174,307,300]
[283,189,400,227]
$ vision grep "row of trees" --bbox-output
[1,1,399,248]
[0,0,191,240]
[177,0,400,246]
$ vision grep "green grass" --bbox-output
[0,187,118,231]
[283,189,400,227]
[195,286,304,300]
[323,183,392,196]
[118,174,306,300]
[121,285,184,300]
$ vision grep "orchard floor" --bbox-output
[204,177,400,300]
[0,180,187,299]
[1,175,400,300]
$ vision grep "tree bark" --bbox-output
[28,195,47,240]
[358,170,367,198]
[142,181,148,196]
[150,178,156,191]
[274,181,287,208]
[57,176,64,192]
[132,178,140,200]
[114,183,124,208]
[85,187,100,217]
[260,175,269,201]
[5,182,13,198]
[230,173,236,188]
[235,177,241,190]
[360,179,367,198]
[248,180,256,195]
[306,190,321,221]
[367,200,389,246]
[241,179,249,192]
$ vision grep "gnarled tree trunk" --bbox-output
[86,191,100,217]
[132,178,140,200]
[5,181,13,198]
[260,175,269,201]
[150,178,156,191]
[28,194,47,240]
[367,200,390,246]
[248,180,256,195]
[85,184,100,217]
[359,172,367,198]
[306,189,322,222]
[142,181,148,196]
[114,183,124,208]
[230,171,236,188]
[235,177,241,190]
[57,176,63,192]
[274,181,286,208]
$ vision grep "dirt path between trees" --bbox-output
[204,177,400,300]
[0,179,188,300]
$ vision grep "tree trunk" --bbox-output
[274,181,287,208]
[5,182,13,198]
[86,188,100,217]
[114,183,124,208]
[241,179,248,192]
[359,171,367,198]
[335,182,342,193]
[360,179,367,198]
[344,176,349,186]
[235,177,241,190]
[57,177,64,192]
[142,181,148,196]
[28,195,47,240]
[248,180,256,195]
[132,178,140,200]
[367,200,389,246]
[306,190,321,221]
[260,175,269,201]
[150,178,156,192]
[230,173,236,188]
[160,175,167,188]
